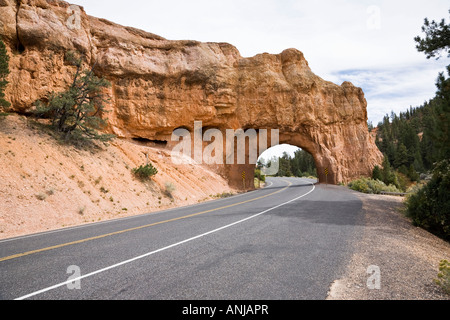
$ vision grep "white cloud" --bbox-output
[332,59,448,124]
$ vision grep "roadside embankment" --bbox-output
[0,114,235,240]
[328,191,450,300]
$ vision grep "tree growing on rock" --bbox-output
[34,51,115,142]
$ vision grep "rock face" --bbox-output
[0,0,383,188]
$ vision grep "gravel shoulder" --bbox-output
[327,190,450,300]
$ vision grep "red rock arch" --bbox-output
[1,0,383,189]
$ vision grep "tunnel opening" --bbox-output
[256,144,318,182]
[168,124,328,189]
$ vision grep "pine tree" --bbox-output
[277,152,293,177]
[414,9,450,60]
[372,165,383,181]
[34,51,115,142]
[381,154,399,188]
[415,9,449,161]
[407,164,420,182]
[394,143,409,169]
[433,66,450,160]
[0,38,10,109]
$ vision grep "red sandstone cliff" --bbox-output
[0,0,383,186]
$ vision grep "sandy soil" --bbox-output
[0,114,235,240]
[327,191,450,300]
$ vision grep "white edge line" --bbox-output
[15,179,314,301]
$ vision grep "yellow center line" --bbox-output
[0,181,293,263]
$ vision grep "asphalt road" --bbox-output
[0,177,364,300]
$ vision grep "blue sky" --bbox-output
[72,0,449,159]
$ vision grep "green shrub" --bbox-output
[348,178,402,194]
[373,156,409,192]
[406,181,427,194]
[372,165,383,181]
[366,179,387,194]
[132,163,158,180]
[434,260,450,295]
[407,164,420,182]
[213,192,234,199]
[254,169,266,183]
[396,172,409,193]
[405,160,450,241]
[348,178,370,193]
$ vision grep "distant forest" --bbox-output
[373,89,449,179]
[257,150,317,178]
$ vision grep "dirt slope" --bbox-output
[0,114,235,240]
